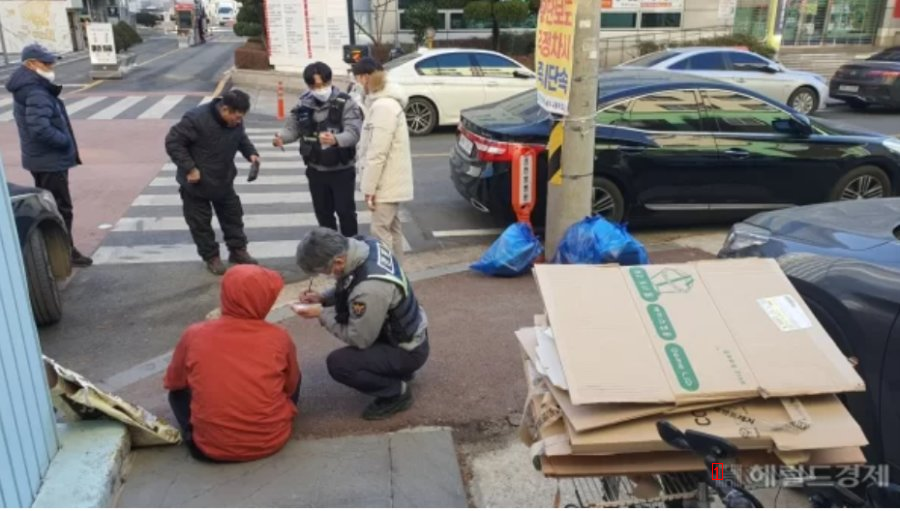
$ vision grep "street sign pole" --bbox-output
[537,0,601,257]
[0,9,10,66]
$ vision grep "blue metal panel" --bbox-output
[0,152,59,507]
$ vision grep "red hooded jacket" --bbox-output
[164,265,300,461]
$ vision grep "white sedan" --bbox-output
[618,47,829,115]
[380,48,536,136]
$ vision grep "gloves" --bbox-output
[248,160,260,182]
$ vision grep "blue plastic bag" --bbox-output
[553,216,649,266]
[471,223,544,277]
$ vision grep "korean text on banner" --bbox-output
[535,0,577,115]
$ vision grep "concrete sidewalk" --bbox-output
[110,235,724,507]
[118,428,467,507]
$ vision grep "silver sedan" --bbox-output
[618,47,829,115]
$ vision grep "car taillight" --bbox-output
[865,69,900,81]
[459,126,544,162]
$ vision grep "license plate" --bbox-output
[458,135,474,155]
[839,85,860,92]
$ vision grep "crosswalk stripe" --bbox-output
[89,96,146,120]
[113,211,375,231]
[160,161,300,172]
[64,96,107,114]
[0,110,13,122]
[149,175,307,187]
[93,237,408,265]
[138,95,186,119]
[0,97,12,109]
[132,191,364,206]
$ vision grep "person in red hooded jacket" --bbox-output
[164,265,301,462]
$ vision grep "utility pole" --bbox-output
[542,0,601,257]
[0,9,9,67]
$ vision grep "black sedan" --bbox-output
[719,198,900,485]
[831,47,900,110]
[9,183,72,326]
[450,69,900,226]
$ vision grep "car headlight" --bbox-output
[720,223,772,255]
[883,138,900,155]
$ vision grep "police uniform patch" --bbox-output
[351,301,367,318]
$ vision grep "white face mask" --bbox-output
[35,68,56,83]
[311,87,331,103]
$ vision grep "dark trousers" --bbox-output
[306,167,358,237]
[326,338,429,398]
[168,379,300,462]
[180,188,248,261]
[31,171,74,245]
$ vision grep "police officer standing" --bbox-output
[293,227,429,420]
[274,62,363,237]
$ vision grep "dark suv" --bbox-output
[8,183,72,326]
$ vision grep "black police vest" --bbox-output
[335,238,423,346]
[293,92,356,168]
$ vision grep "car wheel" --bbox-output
[23,229,63,326]
[405,97,438,136]
[593,177,626,223]
[830,165,892,202]
[788,86,818,114]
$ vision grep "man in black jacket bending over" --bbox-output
[165,90,261,275]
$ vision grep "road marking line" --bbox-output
[64,96,107,114]
[199,95,214,105]
[88,95,146,120]
[138,95,186,119]
[160,160,299,171]
[134,46,184,68]
[0,97,12,109]
[93,237,408,265]
[210,68,232,97]
[132,191,364,206]
[0,110,13,122]
[432,228,505,238]
[70,80,106,95]
[150,175,307,186]
[113,211,375,231]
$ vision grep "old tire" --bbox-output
[593,177,626,223]
[829,165,892,202]
[24,230,63,326]
[788,86,818,114]
[405,97,438,136]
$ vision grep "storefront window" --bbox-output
[734,0,885,46]
[601,12,638,29]
[641,12,681,28]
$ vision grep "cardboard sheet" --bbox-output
[532,260,865,405]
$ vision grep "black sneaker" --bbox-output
[362,387,413,421]
[71,249,93,267]
[205,256,227,276]
[228,248,258,265]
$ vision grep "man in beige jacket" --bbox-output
[352,58,413,261]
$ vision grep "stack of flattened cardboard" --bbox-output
[517,259,870,478]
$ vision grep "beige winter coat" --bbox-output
[358,72,414,203]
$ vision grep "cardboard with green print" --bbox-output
[533,259,865,406]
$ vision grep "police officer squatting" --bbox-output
[274,62,363,238]
[293,227,429,420]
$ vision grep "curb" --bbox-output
[212,67,234,97]
[33,421,131,508]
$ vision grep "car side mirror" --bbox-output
[764,63,781,74]
[773,118,812,137]
[513,70,534,79]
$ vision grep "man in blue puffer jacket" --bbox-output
[5,43,92,267]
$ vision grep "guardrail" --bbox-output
[599,25,734,68]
